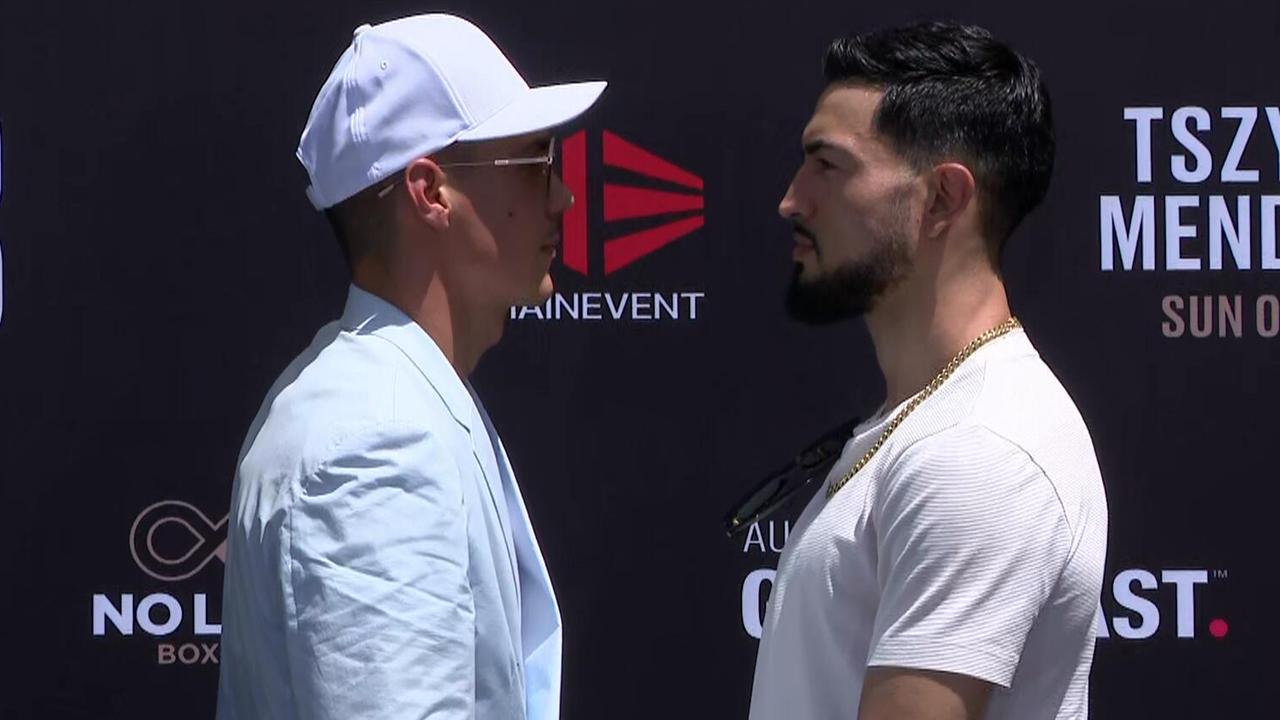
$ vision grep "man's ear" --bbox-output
[922,162,976,239]
[403,157,451,231]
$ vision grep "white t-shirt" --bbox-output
[749,329,1108,720]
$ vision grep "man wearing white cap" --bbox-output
[217,14,604,720]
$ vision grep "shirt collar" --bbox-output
[339,283,475,433]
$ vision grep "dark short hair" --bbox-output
[824,22,1055,255]
[324,207,355,267]
[323,181,396,268]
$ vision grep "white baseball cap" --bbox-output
[297,14,606,210]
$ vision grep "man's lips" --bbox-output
[792,223,818,253]
[541,232,561,252]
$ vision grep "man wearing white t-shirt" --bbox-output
[749,22,1108,720]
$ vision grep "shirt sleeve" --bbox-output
[284,422,475,720]
[866,424,1072,687]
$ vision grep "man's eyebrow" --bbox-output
[803,137,856,160]
[802,139,829,154]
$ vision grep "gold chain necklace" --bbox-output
[825,317,1022,501]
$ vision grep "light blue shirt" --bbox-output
[217,285,562,720]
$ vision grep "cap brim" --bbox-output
[456,81,606,143]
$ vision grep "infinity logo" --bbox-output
[130,500,228,582]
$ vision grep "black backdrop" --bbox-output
[1,0,1276,717]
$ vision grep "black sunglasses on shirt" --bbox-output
[723,416,861,537]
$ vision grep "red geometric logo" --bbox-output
[561,130,705,276]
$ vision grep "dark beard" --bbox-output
[785,236,912,325]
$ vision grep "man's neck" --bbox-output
[864,267,1012,409]
[353,265,503,380]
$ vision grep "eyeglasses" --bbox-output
[723,416,861,537]
[377,137,557,199]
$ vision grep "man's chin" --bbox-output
[794,261,821,283]
[786,266,875,325]
[537,274,555,302]
[515,275,555,307]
